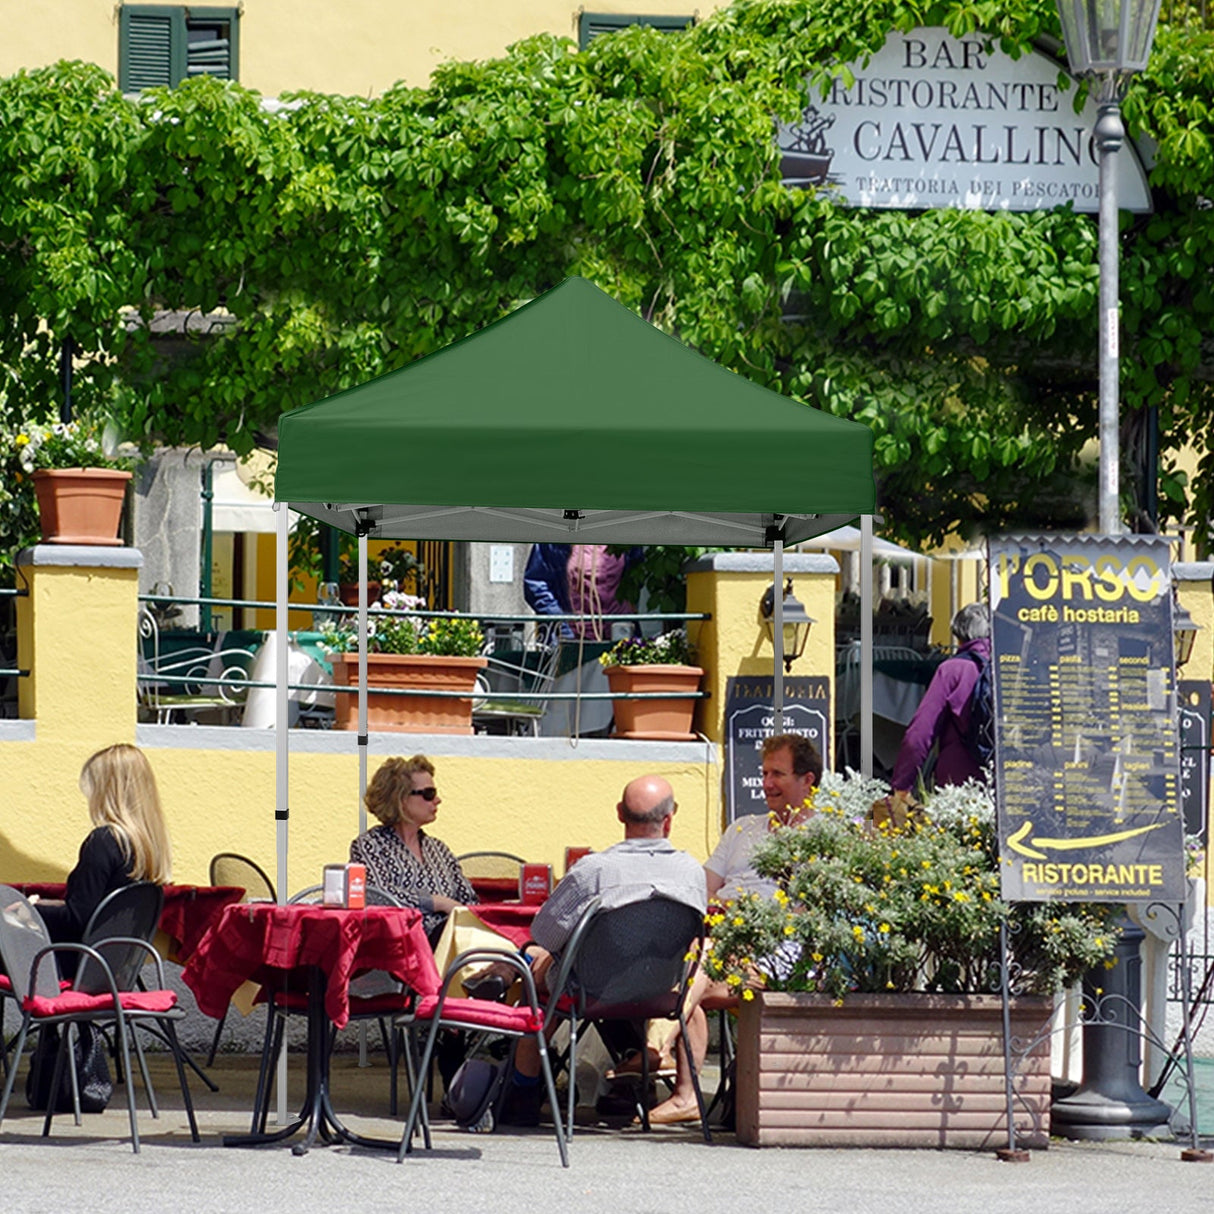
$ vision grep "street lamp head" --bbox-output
[760,577,815,673]
[1055,0,1163,79]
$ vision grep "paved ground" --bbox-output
[2,1053,1214,1214]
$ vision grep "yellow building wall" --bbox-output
[1,2,721,95]
[1,547,726,892]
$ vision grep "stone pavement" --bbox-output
[1,1054,1213,1214]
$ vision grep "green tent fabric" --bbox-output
[275,277,874,545]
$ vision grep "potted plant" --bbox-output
[598,627,703,740]
[5,417,133,547]
[704,774,1121,1149]
[322,590,486,734]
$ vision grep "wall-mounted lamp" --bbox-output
[1174,598,1199,669]
[761,577,815,673]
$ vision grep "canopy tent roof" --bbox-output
[275,277,874,545]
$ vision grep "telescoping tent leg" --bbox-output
[274,501,291,1125]
[772,539,784,735]
[357,527,370,1068]
[860,515,873,779]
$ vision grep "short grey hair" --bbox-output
[621,793,676,826]
[952,603,990,642]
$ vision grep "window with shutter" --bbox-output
[578,13,694,49]
[119,6,239,91]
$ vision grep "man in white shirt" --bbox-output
[647,733,821,1124]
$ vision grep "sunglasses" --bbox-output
[407,787,439,801]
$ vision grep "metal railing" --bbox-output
[136,592,710,719]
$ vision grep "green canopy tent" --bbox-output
[270,276,876,892]
[275,277,873,545]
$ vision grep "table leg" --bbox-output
[223,968,398,1153]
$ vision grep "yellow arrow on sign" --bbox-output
[1007,820,1165,859]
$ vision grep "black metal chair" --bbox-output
[204,852,277,1066]
[545,895,711,1143]
[0,884,199,1153]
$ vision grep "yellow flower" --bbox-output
[742,988,755,1002]
[784,924,796,936]
[851,925,865,939]
[15,434,29,446]
[726,973,742,987]
[732,916,745,927]
[877,923,890,934]
[811,952,824,963]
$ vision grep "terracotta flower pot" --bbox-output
[331,652,487,734]
[603,663,703,740]
[735,990,1053,1149]
[32,468,132,546]
[338,581,382,606]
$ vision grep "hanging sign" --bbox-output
[990,535,1185,903]
[778,27,1152,213]
[724,675,830,821]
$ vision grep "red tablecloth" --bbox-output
[469,902,538,947]
[182,902,441,1029]
[8,881,243,963]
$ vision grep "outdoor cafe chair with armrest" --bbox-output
[455,851,527,903]
[396,944,568,1167]
[0,885,200,1154]
[543,895,711,1143]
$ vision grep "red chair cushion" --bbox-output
[413,995,542,1034]
[24,988,178,1017]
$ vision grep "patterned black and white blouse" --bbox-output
[348,824,476,940]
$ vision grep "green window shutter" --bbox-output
[119,6,239,90]
[119,7,184,91]
[186,12,239,80]
[578,13,694,49]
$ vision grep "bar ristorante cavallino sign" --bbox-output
[990,536,1185,904]
[778,27,1153,214]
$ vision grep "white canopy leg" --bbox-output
[772,538,784,736]
[860,515,874,779]
[274,501,290,1124]
[357,529,370,1067]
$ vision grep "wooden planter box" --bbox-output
[603,663,703,740]
[736,991,1053,1150]
[331,652,487,734]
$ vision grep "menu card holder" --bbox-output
[323,863,366,908]
[564,847,592,875]
[519,863,553,904]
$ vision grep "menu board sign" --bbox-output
[990,535,1185,903]
[724,676,830,821]
[1178,679,1210,843]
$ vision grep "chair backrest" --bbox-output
[0,885,58,1002]
[78,882,165,995]
[288,884,400,906]
[455,851,527,880]
[568,896,704,1022]
[210,852,276,903]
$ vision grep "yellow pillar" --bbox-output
[685,552,838,745]
[16,545,142,742]
[1175,561,1213,685]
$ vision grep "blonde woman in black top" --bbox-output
[36,743,173,944]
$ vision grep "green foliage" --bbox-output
[703,773,1121,999]
[0,3,1212,549]
[321,597,483,657]
[599,626,696,668]
[612,546,717,615]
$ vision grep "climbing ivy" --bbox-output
[0,0,1211,553]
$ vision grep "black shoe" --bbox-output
[497,1081,541,1128]
[462,973,508,1002]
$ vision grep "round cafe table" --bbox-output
[183,901,439,1154]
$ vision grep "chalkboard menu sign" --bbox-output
[991,535,1185,903]
[724,676,830,821]
[1178,679,1210,844]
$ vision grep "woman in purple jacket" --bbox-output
[891,603,991,794]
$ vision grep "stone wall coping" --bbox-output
[685,552,839,575]
[17,545,144,569]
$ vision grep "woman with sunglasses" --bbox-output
[349,754,476,944]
